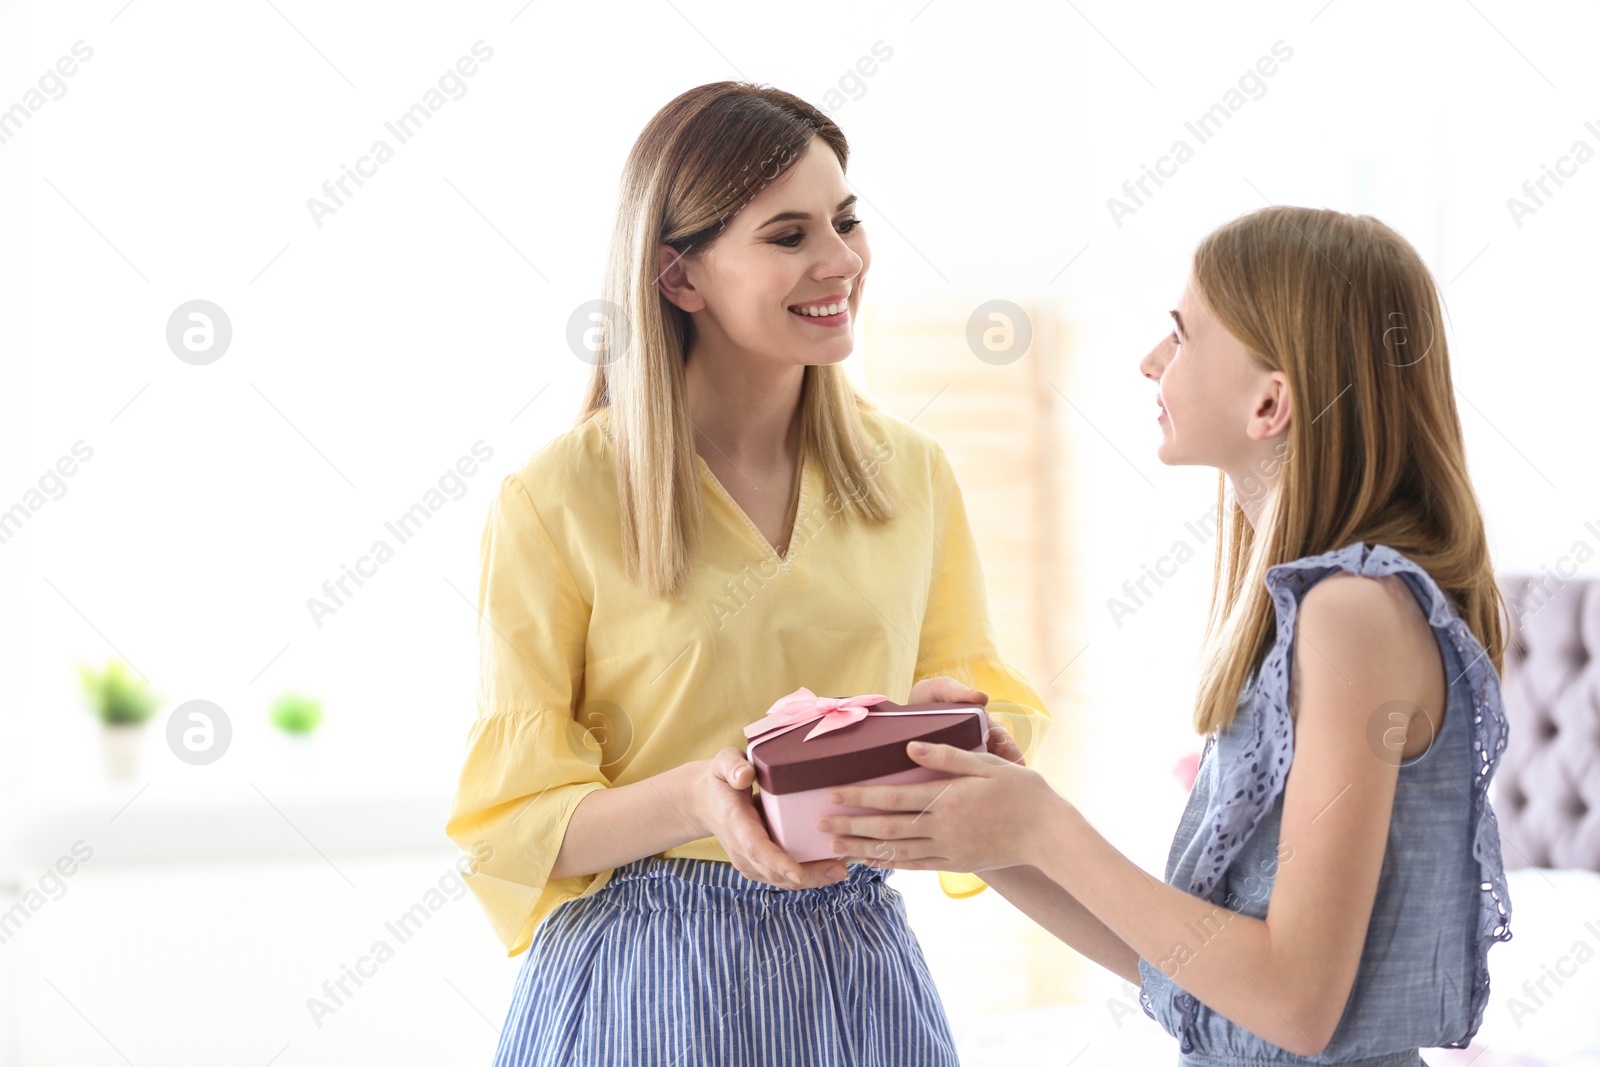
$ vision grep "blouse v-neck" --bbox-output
[695,449,809,563]
[591,407,809,562]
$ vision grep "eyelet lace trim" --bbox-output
[1140,542,1512,1053]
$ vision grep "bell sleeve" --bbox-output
[445,473,612,957]
[914,444,1055,899]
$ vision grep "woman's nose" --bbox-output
[817,229,863,280]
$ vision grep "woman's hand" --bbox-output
[908,675,987,707]
[907,674,1026,764]
[985,722,1026,765]
[685,747,849,889]
[820,742,1065,873]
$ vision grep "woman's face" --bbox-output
[661,136,870,370]
[1138,275,1283,474]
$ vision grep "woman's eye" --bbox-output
[773,217,862,249]
[1170,330,1182,348]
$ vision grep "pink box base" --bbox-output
[755,748,984,863]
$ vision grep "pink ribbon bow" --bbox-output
[744,686,889,744]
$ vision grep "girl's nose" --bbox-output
[1140,335,1173,381]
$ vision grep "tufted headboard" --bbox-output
[1493,576,1600,872]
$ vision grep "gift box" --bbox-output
[743,687,990,863]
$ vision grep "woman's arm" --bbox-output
[828,573,1442,1056]
[449,474,848,956]
[552,674,999,886]
[548,749,848,889]
[977,865,1142,983]
[545,757,721,879]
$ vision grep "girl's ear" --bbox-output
[1248,370,1294,441]
[657,245,706,313]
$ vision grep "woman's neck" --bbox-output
[683,341,806,467]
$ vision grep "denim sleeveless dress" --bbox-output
[1138,543,1514,1065]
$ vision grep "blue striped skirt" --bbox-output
[493,855,960,1066]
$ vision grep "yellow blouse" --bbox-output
[445,404,1053,956]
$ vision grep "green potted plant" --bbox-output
[77,659,160,781]
[270,692,323,773]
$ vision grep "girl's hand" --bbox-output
[820,742,1064,873]
[687,747,849,889]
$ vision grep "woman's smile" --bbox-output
[788,292,852,327]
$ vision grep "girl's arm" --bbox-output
[951,722,1144,983]
[976,865,1143,983]
[829,572,1442,1056]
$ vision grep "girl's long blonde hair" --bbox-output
[1193,206,1505,735]
[580,82,894,599]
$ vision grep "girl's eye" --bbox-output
[1170,330,1183,348]
[773,217,863,249]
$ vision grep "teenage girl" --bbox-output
[445,81,1050,1066]
[825,206,1514,1065]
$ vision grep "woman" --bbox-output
[445,81,1052,1066]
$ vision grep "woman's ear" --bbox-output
[1248,370,1293,441]
[657,245,706,313]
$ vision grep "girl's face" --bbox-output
[1138,276,1291,479]
[659,137,869,369]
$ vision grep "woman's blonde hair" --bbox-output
[1193,206,1505,735]
[579,81,894,599]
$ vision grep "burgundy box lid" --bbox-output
[748,700,988,795]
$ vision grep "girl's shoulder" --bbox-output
[1255,542,1493,720]
[1292,569,1429,640]
[1199,541,1497,845]
[1193,539,1508,886]
[1263,543,1466,635]
[1278,551,1450,693]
